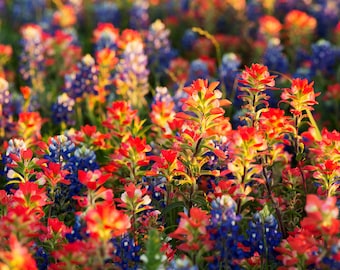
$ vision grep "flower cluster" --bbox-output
[1,1,340,269]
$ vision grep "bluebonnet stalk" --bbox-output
[0,78,16,143]
[181,29,198,51]
[246,0,264,22]
[244,212,282,265]
[65,215,87,242]
[293,49,313,80]
[93,1,120,26]
[311,1,339,38]
[263,42,289,75]
[45,135,76,164]
[63,54,98,99]
[63,146,99,198]
[51,93,75,126]
[115,40,149,108]
[219,53,241,99]
[311,39,337,77]
[153,86,173,105]
[207,195,244,270]
[145,20,177,79]
[45,135,99,218]
[2,139,27,186]
[11,0,46,24]
[188,59,209,84]
[322,242,340,269]
[166,257,198,270]
[110,234,141,270]
[129,0,149,31]
[34,246,49,270]
[19,24,45,93]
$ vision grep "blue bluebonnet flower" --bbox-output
[11,0,46,24]
[93,1,120,26]
[65,215,87,242]
[63,54,98,99]
[145,19,177,78]
[219,53,241,98]
[19,24,45,93]
[293,49,313,80]
[166,257,198,270]
[129,0,149,31]
[244,212,282,263]
[110,234,141,270]
[293,67,313,81]
[45,134,76,164]
[34,246,49,270]
[188,59,209,83]
[263,42,289,75]
[181,29,198,51]
[63,146,99,198]
[115,40,149,108]
[246,0,264,22]
[45,135,99,218]
[311,39,337,76]
[310,1,339,38]
[207,195,244,270]
[153,86,174,105]
[0,78,16,143]
[51,93,75,126]
[321,242,340,269]
[2,139,27,190]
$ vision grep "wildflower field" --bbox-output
[1,0,340,269]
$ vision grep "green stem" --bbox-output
[306,109,321,141]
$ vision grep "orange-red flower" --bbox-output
[118,183,152,215]
[259,15,282,39]
[169,207,213,252]
[0,234,38,270]
[284,10,317,34]
[53,5,77,28]
[93,23,119,44]
[302,194,340,235]
[73,169,113,208]
[259,108,295,140]
[150,100,176,134]
[284,10,317,47]
[177,79,231,136]
[281,78,320,117]
[12,182,50,211]
[239,63,276,92]
[118,29,142,50]
[35,160,70,187]
[85,204,130,241]
[17,112,46,144]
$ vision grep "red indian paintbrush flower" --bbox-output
[0,234,38,270]
[281,78,320,117]
[170,207,213,252]
[239,63,276,92]
[85,203,130,241]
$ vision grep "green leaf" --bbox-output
[141,229,166,270]
[160,201,185,219]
